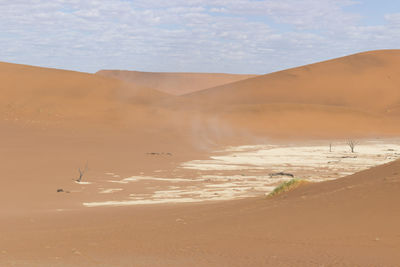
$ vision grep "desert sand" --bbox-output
[2,50,400,266]
[96,70,257,95]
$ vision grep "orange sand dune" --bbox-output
[2,154,400,266]
[186,50,400,113]
[0,62,170,126]
[176,50,400,139]
[216,103,400,139]
[96,70,257,95]
[4,51,400,140]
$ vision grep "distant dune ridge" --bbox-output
[2,50,400,138]
[96,70,258,95]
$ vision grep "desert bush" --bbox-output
[268,179,308,197]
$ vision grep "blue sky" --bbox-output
[0,0,399,74]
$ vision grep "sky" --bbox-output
[0,0,399,74]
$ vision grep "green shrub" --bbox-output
[268,179,308,197]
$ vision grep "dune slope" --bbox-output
[179,50,400,138]
[186,50,400,113]
[2,157,400,266]
[96,70,257,95]
[0,62,169,125]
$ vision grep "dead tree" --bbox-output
[269,172,294,178]
[329,142,332,152]
[76,162,88,182]
[347,140,358,153]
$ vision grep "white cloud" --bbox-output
[0,0,398,74]
[385,13,400,25]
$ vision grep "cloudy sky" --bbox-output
[0,0,399,74]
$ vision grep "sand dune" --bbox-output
[3,51,400,139]
[2,50,400,266]
[0,62,169,126]
[186,50,400,113]
[2,156,400,266]
[96,70,257,95]
[177,50,400,139]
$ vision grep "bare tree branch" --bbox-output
[76,162,88,182]
[347,140,358,153]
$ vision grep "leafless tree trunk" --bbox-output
[347,140,358,153]
[76,162,88,182]
[329,142,332,152]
